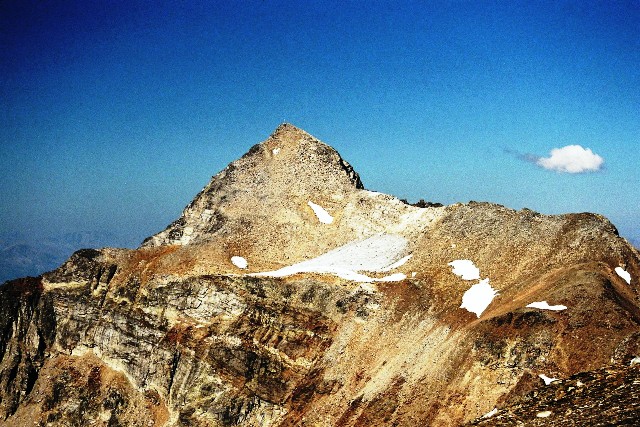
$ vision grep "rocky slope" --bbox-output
[468,363,640,426]
[0,124,638,426]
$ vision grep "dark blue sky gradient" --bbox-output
[1,1,638,247]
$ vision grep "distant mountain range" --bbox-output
[0,231,132,283]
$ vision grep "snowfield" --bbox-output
[254,234,410,282]
[380,254,413,272]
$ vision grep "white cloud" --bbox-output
[536,145,604,173]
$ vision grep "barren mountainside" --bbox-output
[0,124,638,426]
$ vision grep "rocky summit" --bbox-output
[0,124,638,426]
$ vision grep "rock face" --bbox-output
[467,364,640,426]
[142,123,363,248]
[0,124,639,426]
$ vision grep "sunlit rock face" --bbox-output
[466,365,640,426]
[1,125,639,426]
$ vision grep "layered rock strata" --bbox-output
[0,124,638,426]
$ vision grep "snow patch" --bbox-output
[539,374,558,385]
[460,279,498,318]
[615,267,631,284]
[272,147,281,155]
[308,201,334,224]
[630,356,640,366]
[448,260,480,280]
[231,256,248,269]
[380,254,412,272]
[526,301,567,311]
[536,410,552,418]
[482,408,498,419]
[254,234,410,283]
[378,273,407,281]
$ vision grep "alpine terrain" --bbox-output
[1,124,638,426]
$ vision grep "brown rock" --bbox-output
[0,125,638,426]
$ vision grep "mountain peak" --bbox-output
[4,127,640,427]
[141,125,366,247]
[269,122,310,140]
[261,123,343,159]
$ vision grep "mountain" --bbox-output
[0,231,129,283]
[0,243,61,282]
[0,124,638,426]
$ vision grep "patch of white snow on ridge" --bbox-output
[448,260,480,280]
[482,408,498,419]
[615,267,631,284]
[536,411,552,418]
[460,279,498,318]
[272,147,281,155]
[231,256,248,269]
[308,201,334,224]
[539,374,558,385]
[378,273,407,281]
[254,234,410,282]
[630,356,640,366]
[380,254,413,272]
[527,301,567,311]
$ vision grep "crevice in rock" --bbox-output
[105,265,118,285]
[167,350,181,397]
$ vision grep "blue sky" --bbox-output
[1,0,638,247]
